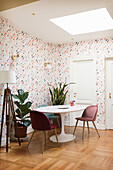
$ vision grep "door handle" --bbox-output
[74,93,77,97]
[109,93,111,99]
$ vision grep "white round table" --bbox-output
[36,105,87,143]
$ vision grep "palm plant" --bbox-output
[12,89,32,127]
[49,82,75,105]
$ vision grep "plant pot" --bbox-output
[14,126,27,138]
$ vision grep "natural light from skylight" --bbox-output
[49,8,113,35]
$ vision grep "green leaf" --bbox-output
[17,92,29,103]
[59,82,62,89]
[17,95,23,103]
[49,88,53,97]
[60,84,68,94]
[49,82,75,105]
[22,109,31,117]
[16,115,22,119]
[23,92,29,102]
[23,116,30,119]
[20,92,29,103]
[12,90,29,104]
[19,102,32,112]
[23,120,31,127]
[49,88,53,102]
[15,108,23,119]
[23,108,31,114]
[12,89,31,127]
[12,94,19,99]
[48,84,52,86]
[14,101,20,108]
[68,82,76,85]
[15,108,21,115]
[14,101,32,111]
[18,89,24,95]
[26,102,32,108]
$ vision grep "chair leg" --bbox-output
[18,138,21,146]
[82,121,85,140]
[54,128,59,146]
[73,120,78,135]
[48,130,50,139]
[87,121,90,134]
[27,130,35,148]
[44,131,46,145]
[42,131,45,154]
[92,121,100,137]
[57,118,60,129]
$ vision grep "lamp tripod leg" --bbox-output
[6,89,9,152]
[0,90,6,148]
[0,88,16,152]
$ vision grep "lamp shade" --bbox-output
[0,70,16,84]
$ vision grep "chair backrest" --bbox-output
[30,110,52,131]
[82,105,98,121]
[38,104,54,116]
[38,104,48,108]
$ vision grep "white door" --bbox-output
[70,58,96,126]
[106,59,113,129]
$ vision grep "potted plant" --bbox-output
[49,82,75,105]
[12,89,32,138]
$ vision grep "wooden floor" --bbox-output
[0,126,113,170]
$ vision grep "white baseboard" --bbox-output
[96,124,105,130]
[64,121,70,126]
[65,120,105,130]
[1,138,6,146]
[1,137,10,147]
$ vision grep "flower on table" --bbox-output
[69,100,75,104]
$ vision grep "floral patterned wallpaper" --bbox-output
[0,17,55,141]
[0,16,113,141]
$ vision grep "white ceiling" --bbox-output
[0,0,113,44]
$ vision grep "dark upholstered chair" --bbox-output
[38,105,60,128]
[27,110,59,153]
[73,105,100,139]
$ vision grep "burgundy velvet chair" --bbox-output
[73,105,100,139]
[27,110,59,153]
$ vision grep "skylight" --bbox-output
[49,8,113,35]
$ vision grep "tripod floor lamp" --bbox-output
[0,70,16,152]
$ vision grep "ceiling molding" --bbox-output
[0,0,39,12]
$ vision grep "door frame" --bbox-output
[69,57,96,127]
[105,57,113,129]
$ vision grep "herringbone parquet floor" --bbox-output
[0,126,113,170]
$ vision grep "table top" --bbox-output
[35,105,88,113]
